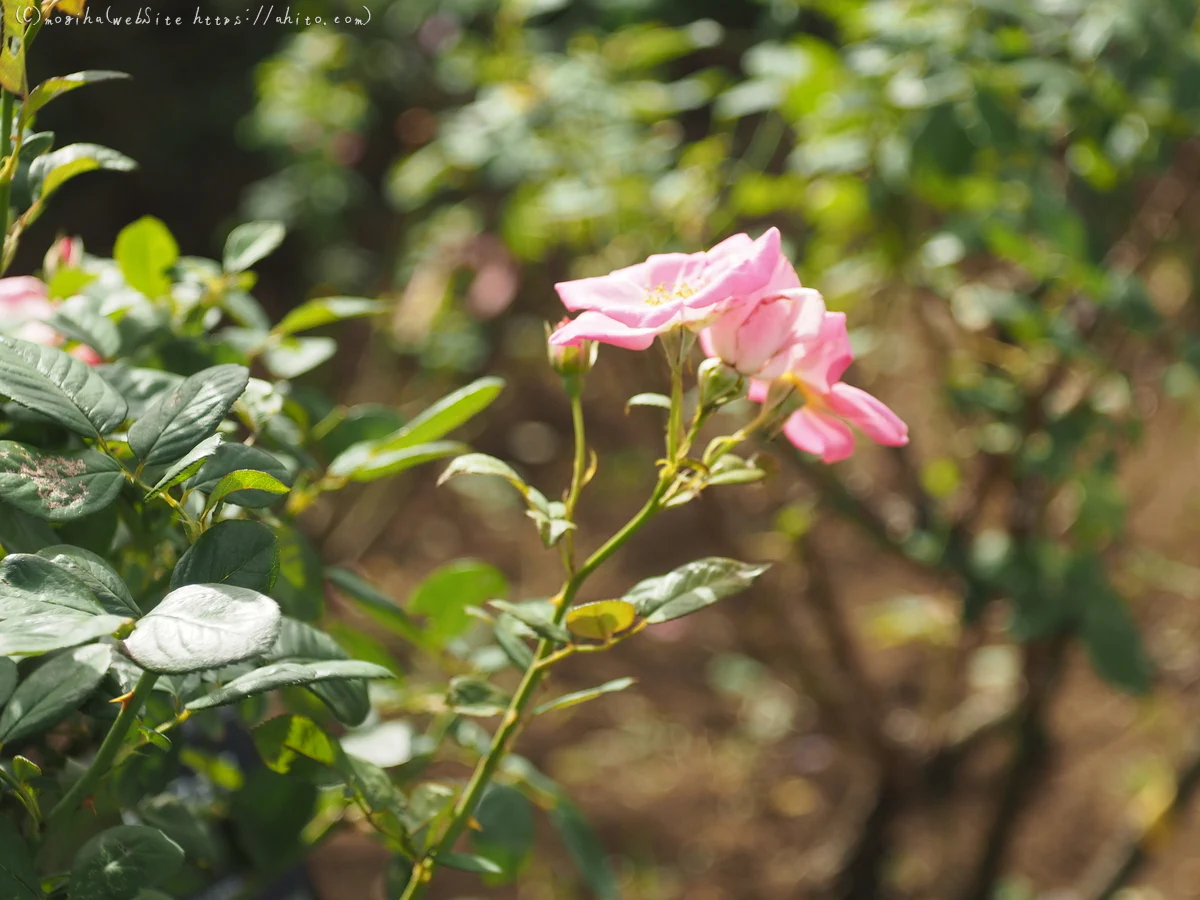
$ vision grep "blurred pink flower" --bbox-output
[0,276,102,365]
[43,235,83,276]
[549,227,783,350]
[749,312,908,463]
[700,252,825,379]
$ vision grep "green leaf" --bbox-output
[201,469,289,513]
[223,221,285,273]
[376,377,504,453]
[327,439,465,483]
[114,216,179,298]
[0,818,40,899]
[21,70,129,127]
[0,553,104,619]
[437,453,555,523]
[440,852,504,875]
[190,443,291,507]
[0,0,27,95]
[0,501,56,553]
[0,337,128,437]
[262,336,336,379]
[138,795,223,868]
[625,392,671,412]
[124,583,281,674]
[326,566,422,643]
[549,797,618,900]
[29,143,137,203]
[94,364,182,421]
[535,677,636,716]
[448,675,511,717]
[411,560,508,645]
[565,600,638,641]
[488,600,570,643]
[0,441,124,522]
[272,523,325,622]
[128,364,249,467]
[67,825,184,900]
[1080,579,1153,694]
[625,558,769,624]
[470,784,534,880]
[186,660,392,712]
[252,714,342,776]
[144,434,223,501]
[265,617,374,725]
[170,519,279,594]
[45,296,122,359]
[0,658,16,707]
[0,644,112,746]
[37,545,140,617]
[493,613,534,670]
[0,611,127,656]
[274,297,382,337]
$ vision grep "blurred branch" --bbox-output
[1074,722,1200,900]
[957,635,1069,900]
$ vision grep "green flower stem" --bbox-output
[0,88,14,244]
[46,670,159,829]
[400,406,682,900]
[561,392,588,572]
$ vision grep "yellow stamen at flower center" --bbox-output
[781,372,822,410]
[645,282,697,306]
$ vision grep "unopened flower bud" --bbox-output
[546,319,598,383]
[43,235,83,278]
[697,356,744,409]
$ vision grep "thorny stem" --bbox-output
[400,375,688,900]
[46,670,159,830]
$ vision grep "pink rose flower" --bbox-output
[0,276,102,365]
[699,252,825,379]
[749,312,908,463]
[548,227,783,350]
[43,235,83,277]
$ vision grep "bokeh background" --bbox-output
[25,1,1200,898]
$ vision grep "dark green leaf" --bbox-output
[0,441,123,522]
[0,818,40,899]
[265,617,373,725]
[327,566,421,643]
[489,600,570,643]
[37,545,140,617]
[67,825,184,900]
[170,519,279,594]
[190,443,292,507]
[1080,579,1153,694]
[549,797,618,900]
[0,611,127,656]
[0,658,16,707]
[0,337,128,437]
[124,583,281,674]
[94,365,182,421]
[187,660,391,712]
[373,377,504,453]
[448,675,510,717]
[45,296,121,359]
[470,784,534,880]
[0,553,104,619]
[0,644,112,746]
[128,364,249,467]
